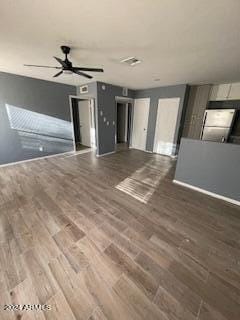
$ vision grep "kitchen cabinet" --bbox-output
[228,83,240,100]
[209,84,231,101]
[210,82,240,101]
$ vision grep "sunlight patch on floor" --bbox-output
[115,158,171,203]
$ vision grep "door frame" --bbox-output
[69,95,96,152]
[115,97,134,150]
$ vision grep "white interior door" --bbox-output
[153,97,180,156]
[78,100,91,147]
[89,100,96,148]
[131,98,150,151]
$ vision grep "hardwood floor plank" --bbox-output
[113,275,168,320]
[77,237,122,287]
[49,254,96,320]
[88,307,108,320]
[0,214,14,243]
[0,238,26,290]
[8,278,46,320]
[45,291,77,320]
[150,234,209,283]
[198,303,228,320]
[82,265,141,320]
[105,243,158,300]
[88,226,112,252]
[23,249,57,304]
[135,251,202,316]
[0,271,14,320]
[99,222,140,259]
[153,285,196,320]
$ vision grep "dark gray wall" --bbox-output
[174,138,240,202]
[0,72,76,165]
[135,84,188,152]
[77,81,134,155]
[96,82,134,154]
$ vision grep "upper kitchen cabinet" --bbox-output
[228,83,240,100]
[209,84,231,101]
[209,82,240,101]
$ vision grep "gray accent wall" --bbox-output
[96,82,134,155]
[0,72,76,165]
[174,138,240,202]
[77,81,134,155]
[135,85,188,152]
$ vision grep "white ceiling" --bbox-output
[0,0,240,89]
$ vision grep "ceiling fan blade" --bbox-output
[73,67,104,72]
[24,64,61,69]
[53,71,63,78]
[72,70,93,79]
[53,56,68,68]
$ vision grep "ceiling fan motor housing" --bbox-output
[61,46,71,55]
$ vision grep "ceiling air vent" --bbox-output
[80,85,88,94]
[122,87,128,96]
[121,57,141,66]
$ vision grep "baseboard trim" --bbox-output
[0,151,73,168]
[129,146,152,153]
[96,151,116,157]
[173,180,240,207]
[65,148,93,157]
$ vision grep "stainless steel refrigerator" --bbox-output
[201,109,235,142]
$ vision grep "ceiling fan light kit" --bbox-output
[24,46,104,79]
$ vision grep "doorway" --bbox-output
[70,97,96,152]
[115,101,133,150]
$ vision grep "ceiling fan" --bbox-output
[24,46,104,79]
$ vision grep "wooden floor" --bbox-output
[76,143,91,151]
[0,149,239,320]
